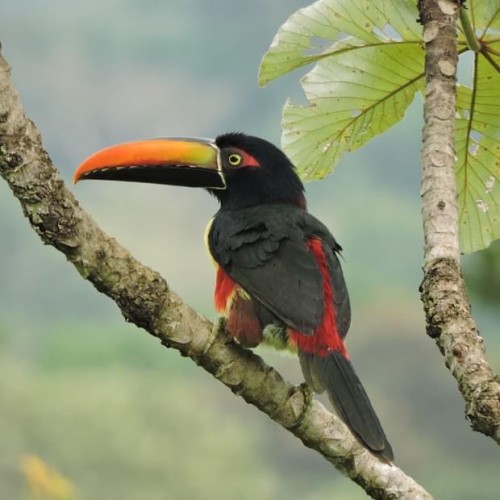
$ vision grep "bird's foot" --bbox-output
[200,316,227,356]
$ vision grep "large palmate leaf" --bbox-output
[281,42,424,179]
[470,1,500,32]
[456,49,500,253]
[259,0,421,86]
[260,0,500,253]
[259,0,424,181]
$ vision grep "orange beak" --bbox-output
[73,138,225,189]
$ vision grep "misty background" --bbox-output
[1,1,499,499]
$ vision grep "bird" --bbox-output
[73,132,394,461]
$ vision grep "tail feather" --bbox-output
[299,350,393,462]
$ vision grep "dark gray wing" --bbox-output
[209,205,349,336]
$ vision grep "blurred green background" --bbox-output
[1,1,499,498]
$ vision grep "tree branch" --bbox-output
[418,0,500,444]
[0,50,433,498]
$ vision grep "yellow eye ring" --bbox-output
[228,153,242,166]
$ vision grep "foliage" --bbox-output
[464,240,500,304]
[21,455,75,500]
[1,320,499,500]
[456,40,500,252]
[260,0,500,253]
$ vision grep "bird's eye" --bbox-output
[228,153,243,166]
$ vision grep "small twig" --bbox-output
[481,47,500,73]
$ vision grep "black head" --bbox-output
[212,132,306,210]
[74,132,306,211]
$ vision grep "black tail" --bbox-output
[299,350,393,462]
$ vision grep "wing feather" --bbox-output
[209,205,349,336]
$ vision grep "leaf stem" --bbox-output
[482,49,500,73]
[459,5,481,52]
[486,45,500,57]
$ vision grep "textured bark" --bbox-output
[0,51,433,498]
[419,0,500,444]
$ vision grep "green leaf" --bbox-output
[259,0,424,180]
[469,1,500,34]
[456,52,500,253]
[259,0,421,87]
[282,43,424,180]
